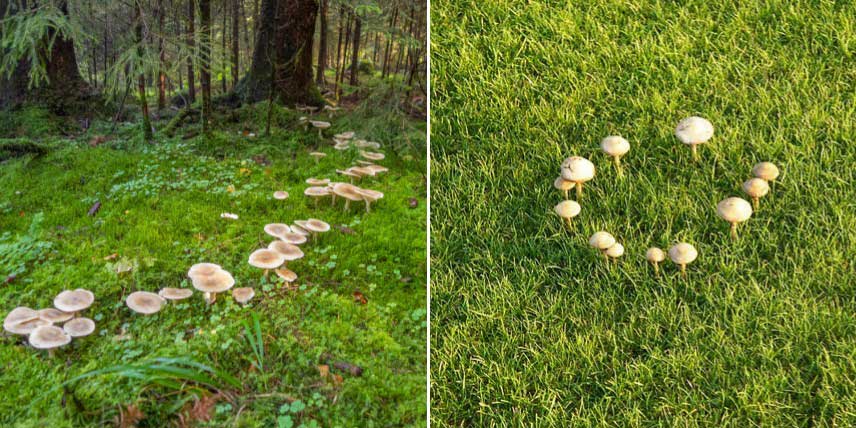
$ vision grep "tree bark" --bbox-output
[231,0,239,89]
[382,6,398,78]
[187,0,197,103]
[199,0,212,132]
[348,15,361,86]
[315,0,328,86]
[236,0,320,106]
[135,3,152,141]
[157,0,166,109]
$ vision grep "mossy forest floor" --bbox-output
[0,93,426,426]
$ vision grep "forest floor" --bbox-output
[431,0,856,426]
[0,87,427,427]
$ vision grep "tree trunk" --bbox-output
[231,0,239,90]
[157,0,166,109]
[221,3,227,93]
[315,0,328,85]
[334,10,352,97]
[333,5,344,87]
[348,16,361,86]
[135,4,153,141]
[236,0,320,106]
[199,0,212,132]
[382,6,398,78]
[187,0,197,103]
[0,0,91,112]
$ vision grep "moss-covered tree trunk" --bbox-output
[236,0,320,106]
[315,0,328,86]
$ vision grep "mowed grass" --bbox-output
[0,101,426,426]
[431,1,856,426]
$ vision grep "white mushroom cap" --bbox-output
[605,243,625,258]
[337,169,362,180]
[273,191,289,200]
[29,325,71,349]
[306,178,331,186]
[275,268,298,283]
[310,120,331,129]
[248,249,287,269]
[717,197,753,223]
[191,269,236,293]
[364,164,389,174]
[675,116,714,145]
[553,176,573,191]
[158,288,194,300]
[187,263,222,278]
[305,186,331,197]
[232,287,256,304]
[290,224,311,236]
[752,162,780,181]
[589,232,616,250]
[348,166,375,177]
[264,223,292,239]
[553,200,581,219]
[268,241,305,260]
[38,308,73,324]
[360,151,385,161]
[332,183,365,202]
[63,317,95,337]
[600,136,630,157]
[54,289,95,313]
[4,307,46,335]
[561,156,595,183]
[309,152,327,159]
[333,141,350,151]
[305,219,331,233]
[334,131,355,140]
[356,188,384,202]
[646,247,665,263]
[126,291,165,314]
[279,232,308,245]
[669,243,698,265]
[742,178,770,199]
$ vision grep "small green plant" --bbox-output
[0,212,53,279]
[243,311,265,371]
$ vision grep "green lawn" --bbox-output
[0,99,426,426]
[430,1,855,426]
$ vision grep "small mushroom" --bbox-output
[297,218,331,239]
[333,141,350,150]
[125,291,165,315]
[553,176,573,200]
[717,197,753,239]
[268,241,305,266]
[279,232,308,245]
[188,263,222,278]
[336,169,362,183]
[63,317,95,338]
[364,164,389,175]
[668,243,698,278]
[561,156,596,199]
[304,186,331,208]
[54,289,95,317]
[600,136,630,173]
[264,223,292,240]
[332,183,365,211]
[356,188,384,212]
[360,151,385,161]
[306,177,331,186]
[334,131,355,140]
[323,105,341,118]
[742,178,769,209]
[231,288,256,306]
[29,325,71,357]
[605,243,625,263]
[309,152,327,164]
[310,120,331,138]
[190,269,236,304]
[273,191,289,200]
[553,200,581,229]
[675,116,714,161]
[645,247,665,275]
[290,224,311,236]
[589,231,616,262]
[275,268,298,283]
[752,162,780,182]
[248,249,287,279]
[3,307,47,336]
[158,288,193,301]
[37,308,73,324]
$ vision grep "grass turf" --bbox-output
[430,0,856,426]
[0,99,426,426]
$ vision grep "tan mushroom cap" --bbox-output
[264,223,292,239]
[356,160,375,166]
[668,243,698,265]
[332,183,364,201]
[268,241,305,260]
[275,268,298,282]
[4,307,45,335]
[675,116,714,145]
[364,164,389,174]
[360,151,385,161]
[553,176,573,191]
[63,317,96,337]
[589,232,616,250]
[554,200,581,219]
[309,152,327,159]
[126,291,165,315]
[646,247,666,263]
[305,186,331,197]
[248,249,287,269]
[348,166,375,177]
[290,224,311,236]
[605,243,625,258]
[279,232,308,245]
[273,191,289,200]
[188,262,222,278]
[333,141,350,151]
[310,120,331,129]
[742,178,770,199]
[306,178,331,186]
[337,169,362,180]
[334,131,355,140]
[356,188,384,202]
[752,162,780,181]
[191,269,236,293]
[305,219,331,233]
[600,136,630,157]
[232,287,256,304]
[717,197,753,223]
[54,289,95,313]
[158,287,194,300]
[38,308,73,324]
[561,156,596,183]
[29,325,71,349]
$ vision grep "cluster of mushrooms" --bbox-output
[297,104,343,136]
[3,289,96,356]
[248,219,331,288]
[553,116,781,277]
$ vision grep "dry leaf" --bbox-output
[353,291,368,305]
[104,253,118,261]
[318,364,330,378]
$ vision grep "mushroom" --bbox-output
[336,169,362,183]
[190,269,235,304]
[348,166,375,178]
[63,317,95,338]
[37,308,73,324]
[742,178,769,209]
[561,156,596,199]
[310,120,331,138]
[273,190,289,200]
[717,197,753,239]
[290,224,311,236]
[600,136,630,173]
[323,105,341,118]
[334,131,355,140]
[605,243,625,263]
[248,249,287,279]
[304,186,331,208]
[268,241,305,266]
[589,231,616,262]
[54,289,94,317]
[188,263,222,278]
[279,232,308,245]
[309,152,326,164]
[306,178,330,186]
[158,288,194,301]
[752,162,780,182]
[553,200,581,229]
[29,325,71,356]
[645,247,665,275]
[3,307,48,336]
[553,176,574,200]
[364,164,389,175]
[360,151,385,161]
[355,188,384,212]
[264,223,292,240]
[333,141,350,151]
[298,218,331,239]
[675,116,714,161]
[231,288,256,306]
[668,243,698,278]
[126,291,165,314]
[275,268,298,283]
[332,183,365,210]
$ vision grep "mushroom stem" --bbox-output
[48,349,55,358]
[264,269,270,279]
[653,261,659,276]
[331,194,337,206]
[691,144,698,161]
[575,182,583,199]
[614,156,623,175]
[680,264,687,278]
[317,129,323,138]
[602,251,609,263]
[752,196,759,210]
[365,201,371,213]
[730,222,738,239]
[204,292,215,305]
[565,217,572,230]
[345,200,351,211]
[314,157,320,165]
[314,198,319,209]
[562,189,569,200]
